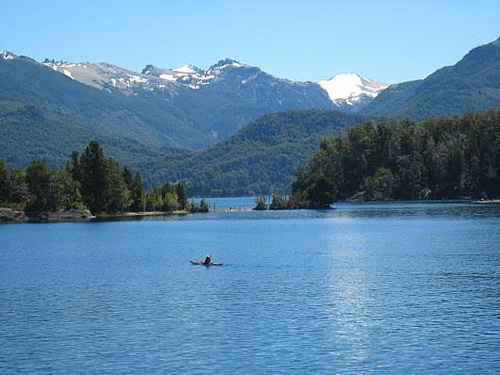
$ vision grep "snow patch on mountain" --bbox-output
[62,69,73,79]
[1,50,17,60]
[40,56,387,110]
[318,73,388,106]
[43,60,172,94]
[145,58,248,89]
[172,65,198,74]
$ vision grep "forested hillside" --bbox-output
[1,53,339,173]
[0,55,204,168]
[138,110,365,195]
[292,110,500,205]
[363,37,500,121]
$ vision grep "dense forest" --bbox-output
[0,141,188,216]
[139,110,364,195]
[292,110,500,206]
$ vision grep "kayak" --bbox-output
[190,260,224,266]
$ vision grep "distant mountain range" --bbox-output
[2,36,500,194]
[0,50,385,170]
[43,56,386,114]
[42,56,387,138]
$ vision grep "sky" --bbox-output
[1,0,499,84]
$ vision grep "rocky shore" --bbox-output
[0,208,95,223]
[0,208,191,223]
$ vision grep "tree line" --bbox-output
[0,141,189,215]
[292,110,500,206]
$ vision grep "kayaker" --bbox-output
[202,255,212,265]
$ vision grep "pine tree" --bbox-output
[79,141,109,215]
[0,160,10,204]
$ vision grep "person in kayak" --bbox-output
[202,255,212,265]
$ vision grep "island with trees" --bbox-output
[287,109,500,208]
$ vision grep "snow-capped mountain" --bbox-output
[1,50,38,64]
[318,73,388,111]
[43,56,387,113]
[142,58,248,90]
[43,59,179,95]
[43,58,254,94]
[1,50,16,60]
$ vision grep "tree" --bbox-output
[106,159,132,213]
[175,183,187,210]
[131,173,146,212]
[0,160,10,204]
[25,161,53,212]
[79,141,109,214]
[8,168,28,207]
[363,167,395,200]
[163,192,179,212]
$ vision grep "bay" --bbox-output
[1,201,500,374]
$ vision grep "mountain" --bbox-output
[0,51,201,168]
[318,73,388,112]
[136,110,365,195]
[2,50,378,176]
[44,57,343,139]
[44,59,178,96]
[363,37,500,121]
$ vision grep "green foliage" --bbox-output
[0,57,207,172]
[131,173,146,212]
[0,55,336,176]
[145,182,186,212]
[0,160,9,204]
[25,161,54,212]
[189,198,210,213]
[138,110,365,195]
[8,168,28,208]
[1,141,186,216]
[23,161,79,212]
[293,110,500,203]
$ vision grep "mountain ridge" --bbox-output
[41,55,386,109]
[363,37,500,120]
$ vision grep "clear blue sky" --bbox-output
[1,0,499,84]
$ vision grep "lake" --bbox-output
[1,201,499,374]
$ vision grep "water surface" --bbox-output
[1,201,499,373]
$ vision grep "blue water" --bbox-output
[1,201,500,374]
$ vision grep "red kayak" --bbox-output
[190,260,224,266]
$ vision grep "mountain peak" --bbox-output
[493,36,500,47]
[318,73,388,106]
[171,64,201,74]
[141,64,157,74]
[1,50,17,60]
[214,58,240,67]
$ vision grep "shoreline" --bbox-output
[2,198,499,223]
[0,208,189,224]
[0,208,96,223]
[99,210,189,219]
